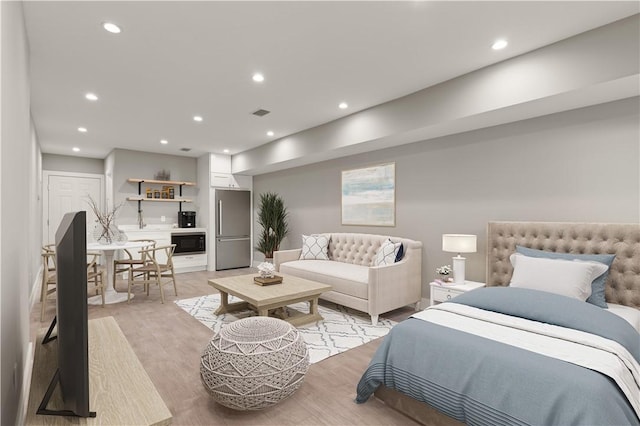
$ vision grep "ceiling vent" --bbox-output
[252,109,270,117]
[180,148,191,152]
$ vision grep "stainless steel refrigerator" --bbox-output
[215,189,251,270]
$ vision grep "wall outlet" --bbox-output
[160,216,166,222]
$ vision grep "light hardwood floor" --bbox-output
[30,268,419,425]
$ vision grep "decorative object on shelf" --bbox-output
[200,316,309,410]
[436,264,453,283]
[86,195,125,245]
[256,192,289,260]
[257,261,276,278]
[442,234,477,284]
[146,188,153,198]
[341,162,395,227]
[154,169,171,181]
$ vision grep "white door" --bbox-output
[44,172,104,245]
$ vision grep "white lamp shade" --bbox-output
[442,234,477,254]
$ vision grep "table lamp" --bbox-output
[442,234,477,284]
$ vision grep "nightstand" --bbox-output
[429,280,485,306]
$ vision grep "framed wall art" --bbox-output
[341,162,395,226]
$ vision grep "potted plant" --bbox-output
[256,192,289,260]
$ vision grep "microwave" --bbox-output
[171,232,206,255]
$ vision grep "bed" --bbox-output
[356,221,640,426]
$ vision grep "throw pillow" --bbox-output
[515,246,615,308]
[395,243,404,262]
[299,234,330,260]
[374,239,402,266]
[509,253,608,302]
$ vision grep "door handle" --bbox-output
[218,200,222,235]
[218,237,249,242]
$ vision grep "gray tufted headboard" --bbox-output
[487,222,640,309]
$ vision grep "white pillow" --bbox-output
[374,239,402,266]
[299,234,329,260]
[509,253,608,301]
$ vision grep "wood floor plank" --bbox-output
[29,268,419,425]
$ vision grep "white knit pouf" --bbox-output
[200,316,309,410]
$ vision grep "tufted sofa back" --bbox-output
[319,233,422,267]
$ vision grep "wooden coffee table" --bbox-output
[207,274,332,327]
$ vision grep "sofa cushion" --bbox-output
[280,260,368,299]
[300,234,330,260]
[374,239,402,266]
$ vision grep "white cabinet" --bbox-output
[211,154,231,174]
[429,281,485,306]
[210,172,252,190]
[172,253,207,273]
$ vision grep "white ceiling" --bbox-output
[24,1,639,160]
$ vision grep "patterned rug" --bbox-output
[175,294,396,364]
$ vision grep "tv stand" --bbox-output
[41,316,57,344]
[36,369,96,418]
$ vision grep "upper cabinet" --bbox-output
[211,154,231,174]
[209,154,252,190]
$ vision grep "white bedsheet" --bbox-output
[607,303,640,332]
[412,303,640,419]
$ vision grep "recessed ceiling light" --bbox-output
[223,149,229,153]
[193,115,203,122]
[267,130,274,137]
[492,39,508,50]
[85,93,98,101]
[160,139,168,145]
[339,102,348,109]
[102,22,121,34]
[252,73,264,83]
[72,147,80,152]
[77,127,87,133]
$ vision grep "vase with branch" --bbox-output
[86,196,126,245]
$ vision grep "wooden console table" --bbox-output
[25,316,172,425]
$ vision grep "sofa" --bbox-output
[273,233,423,325]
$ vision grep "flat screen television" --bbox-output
[38,211,95,418]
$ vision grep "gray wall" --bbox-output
[109,149,199,226]
[253,98,640,297]
[42,153,104,175]
[1,2,42,424]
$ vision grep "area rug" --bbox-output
[175,294,396,364]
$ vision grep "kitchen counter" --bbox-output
[118,225,206,233]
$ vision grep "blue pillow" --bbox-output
[515,246,615,308]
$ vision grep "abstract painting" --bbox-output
[341,162,395,226]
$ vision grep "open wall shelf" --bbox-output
[127,178,196,213]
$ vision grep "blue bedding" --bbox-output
[356,287,640,426]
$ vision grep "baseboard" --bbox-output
[174,265,206,274]
[17,341,34,426]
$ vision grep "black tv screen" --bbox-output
[39,211,92,417]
